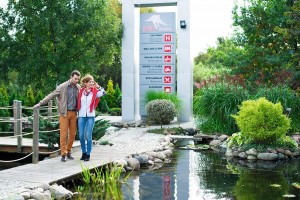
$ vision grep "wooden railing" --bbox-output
[0,100,59,164]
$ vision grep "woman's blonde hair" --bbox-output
[81,74,94,86]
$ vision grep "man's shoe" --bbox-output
[84,155,90,161]
[67,153,74,160]
[80,153,87,160]
[61,155,66,162]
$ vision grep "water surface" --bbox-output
[121,150,300,200]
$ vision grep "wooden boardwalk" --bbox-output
[0,128,167,196]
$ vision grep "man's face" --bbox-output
[70,75,80,85]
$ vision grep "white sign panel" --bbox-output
[140,64,175,74]
[140,12,176,116]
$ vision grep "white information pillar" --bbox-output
[177,0,193,122]
[122,0,193,122]
[122,1,140,121]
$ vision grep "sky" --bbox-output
[155,0,235,57]
[0,0,236,57]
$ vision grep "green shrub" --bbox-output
[92,118,110,141]
[108,108,121,116]
[146,99,177,125]
[106,78,116,108]
[114,83,122,108]
[30,116,60,148]
[98,98,109,113]
[144,90,181,111]
[0,84,10,133]
[254,86,300,133]
[193,83,249,134]
[232,98,291,144]
[276,136,298,151]
[193,62,230,83]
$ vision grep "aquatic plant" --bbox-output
[77,163,132,199]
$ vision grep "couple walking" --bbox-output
[34,70,106,162]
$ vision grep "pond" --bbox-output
[119,150,300,200]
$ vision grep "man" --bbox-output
[33,70,81,162]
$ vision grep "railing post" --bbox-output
[13,100,22,153]
[32,108,39,164]
[48,100,53,120]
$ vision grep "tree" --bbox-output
[0,0,122,92]
[232,0,295,83]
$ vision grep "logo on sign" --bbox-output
[164,55,171,63]
[164,86,171,93]
[164,45,172,52]
[164,34,172,42]
[164,76,172,84]
[164,66,172,73]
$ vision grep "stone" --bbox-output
[163,149,173,158]
[113,159,128,167]
[278,153,285,160]
[126,158,140,170]
[276,148,285,154]
[218,135,228,142]
[238,152,247,159]
[209,140,222,146]
[50,184,73,200]
[284,150,292,157]
[156,152,166,160]
[154,158,163,163]
[246,148,258,156]
[147,160,154,165]
[257,153,278,161]
[247,155,257,160]
[134,154,149,164]
[31,191,44,200]
[19,192,30,199]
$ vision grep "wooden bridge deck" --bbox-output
[0,128,167,196]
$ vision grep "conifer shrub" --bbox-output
[146,99,177,125]
[0,84,10,133]
[232,97,291,145]
[106,78,116,108]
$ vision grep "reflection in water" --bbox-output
[121,150,300,200]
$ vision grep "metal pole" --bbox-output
[13,101,22,153]
[32,108,39,164]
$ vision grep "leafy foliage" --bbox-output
[232,0,297,83]
[232,98,291,145]
[144,90,182,111]
[146,99,177,126]
[0,0,123,92]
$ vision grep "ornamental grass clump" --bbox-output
[232,97,291,145]
[146,99,177,126]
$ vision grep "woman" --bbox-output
[77,74,106,161]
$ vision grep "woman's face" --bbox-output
[86,79,95,89]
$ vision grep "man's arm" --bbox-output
[33,85,63,109]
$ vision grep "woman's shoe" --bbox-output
[80,153,87,160]
[84,155,90,161]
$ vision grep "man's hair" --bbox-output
[71,70,81,77]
